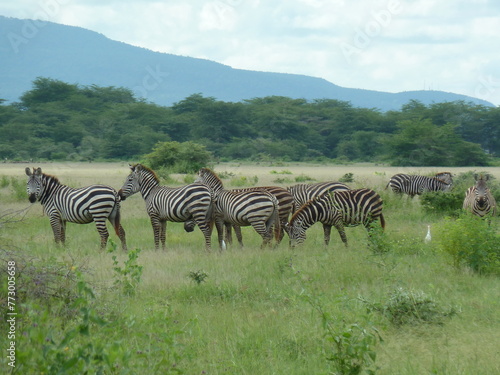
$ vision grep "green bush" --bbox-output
[436,213,500,275]
[142,141,212,173]
[362,287,457,326]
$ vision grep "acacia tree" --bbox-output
[385,119,489,166]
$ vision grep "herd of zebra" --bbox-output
[25,165,497,251]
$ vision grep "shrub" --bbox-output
[142,141,212,173]
[436,213,500,275]
[362,287,457,326]
[295,174,315,183]
[339,173,354,183]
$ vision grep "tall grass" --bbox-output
[1,162,499,374]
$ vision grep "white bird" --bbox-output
[424,225,431,243]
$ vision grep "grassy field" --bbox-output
[1,161,499,374]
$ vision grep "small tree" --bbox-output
[142,141,212,173]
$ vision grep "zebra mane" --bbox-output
[41,172,61,185]
[290,193,328,223]
[199,168,223,185]
[132,164,160,184]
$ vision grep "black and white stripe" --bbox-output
[286,188,385,247]
[287,182,350,212]
[25,167,127,250]
[195,168,280,249]
[118,164,214,251]
[463,174,497,217]
[386,173,452,197]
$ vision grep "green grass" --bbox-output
[1,163,499,374]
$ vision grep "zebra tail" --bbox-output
[110,201,123,236]
[206,197,216,231]
[379,213,386,230]
[272,199,281,243]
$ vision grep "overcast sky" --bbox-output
[2,0,500,106]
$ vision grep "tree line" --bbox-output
[1,77,499,166]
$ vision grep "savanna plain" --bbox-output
[1,162,499,375]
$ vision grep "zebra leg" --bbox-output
[93,218,110,249]
[334,224,348,247]
[49,215,65,246]
[250,221,272,248]
[197,221,213,252]
[159,220,167,250]
[225,223,234,245]
[214,216,225,251]
[233,225,244,248]
[322,224,332,246]
[150,217,162,250]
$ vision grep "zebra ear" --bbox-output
[25,167,32,176]
[35,167,42,176]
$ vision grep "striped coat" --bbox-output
[286,188,385,247]
[463,174,497,217]
[25,167,127,250]
[195,168,280,249]
[287,181,350,212]
[386,173,452,197]
[119,164,214,251]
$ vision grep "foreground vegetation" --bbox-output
[1,162,499,374]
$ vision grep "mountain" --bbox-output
[0,16,494,111]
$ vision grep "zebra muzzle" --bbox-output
[28,193,36,203]
[118,189,127,201]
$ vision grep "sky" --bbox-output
[2,0,500,106]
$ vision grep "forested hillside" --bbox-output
[1,16,494,111]
[1,78,499,166]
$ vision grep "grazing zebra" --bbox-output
[463,174,497,217]
[25,167,127,250]
[118,164,214,251]
[285,188,385,248]
[195,168,280,249]
[287,181,350,213]
[386,173,452,197]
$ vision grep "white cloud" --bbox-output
[1,0,499,105]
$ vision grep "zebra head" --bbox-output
[25,167,43,203]
[195,168,223,191]
[285,219,307,248]
[184,219,196,232]
[118,164,143,200]
[474,174,489,209]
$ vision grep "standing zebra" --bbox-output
[386,173,452,197]
[285,188,385,248]
[118,164,214,251]
[195,168,280,249]
[217,186,292,245]
[463,174,497,217]
[25,167,127,250]
[185,184,292,246]
[287,181,350,213]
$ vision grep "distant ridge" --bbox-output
[0,15,494,111]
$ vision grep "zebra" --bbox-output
[186,185,293,246]
[463,174,497,217]
[195,168,280,249]
[285,188,385,248]
[118,164,214,251]
[25,167,127,250]
[287,181,350,213]
[386,173,452,197]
